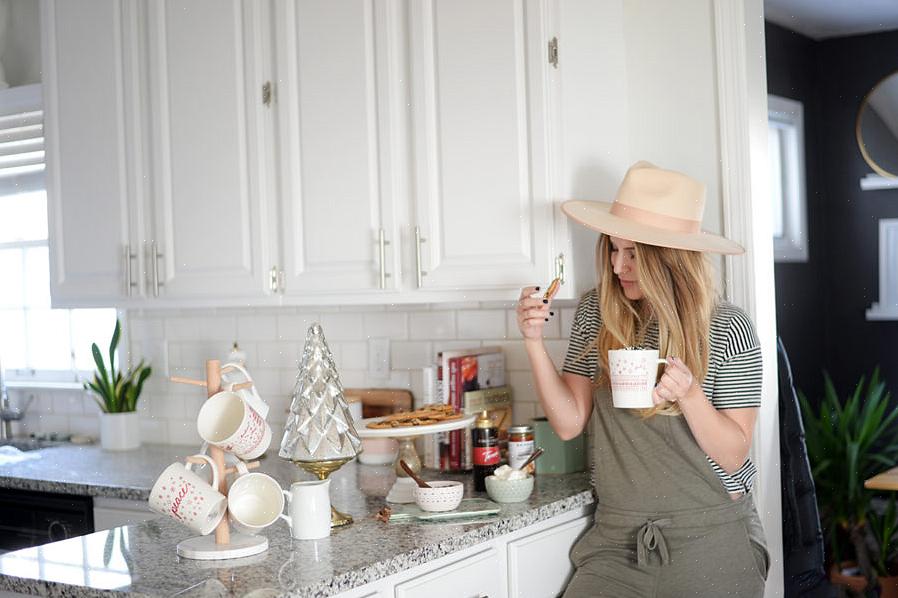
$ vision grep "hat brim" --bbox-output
[561,200,745,255]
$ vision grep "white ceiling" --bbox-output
[765,0,898,39]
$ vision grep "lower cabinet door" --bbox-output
[507,515,592,598]
[394,547,501,598]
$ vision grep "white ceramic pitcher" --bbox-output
[280,479,331,540]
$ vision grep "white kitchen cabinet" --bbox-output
[45,0,568,307]
[507,513,592,597]
[275,0,404,297]
[142,0,274,301]
[331,507,592,598]
[395,547,501,598]
[43,0,142,307]
[409,0,559,292]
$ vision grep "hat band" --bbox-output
[609,202,701,234]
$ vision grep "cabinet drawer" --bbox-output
[507,515,591,598]
[395,547,500,598]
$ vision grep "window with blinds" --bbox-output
[0,83,116,383]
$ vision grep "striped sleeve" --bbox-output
[710,308,762,409]
[562,291,599,380]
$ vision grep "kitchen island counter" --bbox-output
[0,448,594,597]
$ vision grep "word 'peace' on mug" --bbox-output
[149,453,226,535]
[227,461,285,535]
[608,349,667,409]
[197,390,272,460]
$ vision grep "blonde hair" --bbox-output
[594,235,718,416]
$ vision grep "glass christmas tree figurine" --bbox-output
[279,323,361,526]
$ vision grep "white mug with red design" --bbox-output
[148,453,226,535]
[197,390,272,460]
[608,349,667,409]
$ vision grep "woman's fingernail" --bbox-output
[549,311,554,316]
[542,299,548,304]
[544,318,549,322]
[535,286,540,291]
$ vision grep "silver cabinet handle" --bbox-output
[123,244,137,296]
[414,226,427,288]
[378,228,391,290]
[555,252,565,284]
[150,241,163,297]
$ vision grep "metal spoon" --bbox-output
[399,459,432,488]
[516,447,544,471]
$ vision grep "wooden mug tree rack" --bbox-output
[169,359,268,560]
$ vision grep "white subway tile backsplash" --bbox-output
[237,315,278,341]
[122,298,573,446]
[457,310,506,340]
[168,419,202,446]
[164,318,201,341]
[337,342,367,370]
[560,307,578,339]
[363,312,408,339]
[69,415,100,437]
[320,314,364,341]
[140,417,168,444]
[257,342,301,369]
[409,311,455,339]
[507,371,538,404]
[52,393,85,416]
[391,341,433,370]
[276,314,321,341]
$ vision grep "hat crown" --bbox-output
[613,161,706,225]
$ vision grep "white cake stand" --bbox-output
[356,413,476,503]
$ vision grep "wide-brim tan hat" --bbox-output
[561,161,745,255]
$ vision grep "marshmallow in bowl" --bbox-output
[492,465,529,481]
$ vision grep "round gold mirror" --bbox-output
[857,70,898,178]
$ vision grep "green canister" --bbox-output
[531,417,586,474]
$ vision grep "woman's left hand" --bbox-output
[652,357,696,405]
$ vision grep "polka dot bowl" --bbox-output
[485,475,534,503]
[413,481,464,512]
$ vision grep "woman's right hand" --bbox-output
[516,286,551,341]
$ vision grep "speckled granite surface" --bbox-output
[0,445,594,597]
[0,444,204,500]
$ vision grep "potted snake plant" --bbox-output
[84,319,152,451]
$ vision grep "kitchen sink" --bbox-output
[0,439,64,452]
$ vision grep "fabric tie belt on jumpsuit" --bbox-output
[595,495,756,568]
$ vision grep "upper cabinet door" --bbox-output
[144,0,272,300]
[410,0,556,290]
[44,0,139,307]
[276,0,405,296]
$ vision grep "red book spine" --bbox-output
[449,357,461,470]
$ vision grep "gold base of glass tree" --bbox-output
[292,457,354,527]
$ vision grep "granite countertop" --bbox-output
[0,443,208,500]
[0,444,594,597]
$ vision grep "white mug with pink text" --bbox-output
[197,390,272,460]
[608,349,667,409]
[148,453,226,535]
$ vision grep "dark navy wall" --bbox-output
[765,22,898,403]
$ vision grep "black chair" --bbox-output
[778,337,837,597]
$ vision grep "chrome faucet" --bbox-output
[0,362,32,441]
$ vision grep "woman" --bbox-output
[518,162,769,597]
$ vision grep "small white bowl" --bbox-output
[485,475,534,503]
[414,481,464,512]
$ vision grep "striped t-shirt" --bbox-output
[562,289,763,494]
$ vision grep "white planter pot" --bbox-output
[100,412,141,451]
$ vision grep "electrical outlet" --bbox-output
[368,338,390,379]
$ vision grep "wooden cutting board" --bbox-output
[344,388,413,419]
